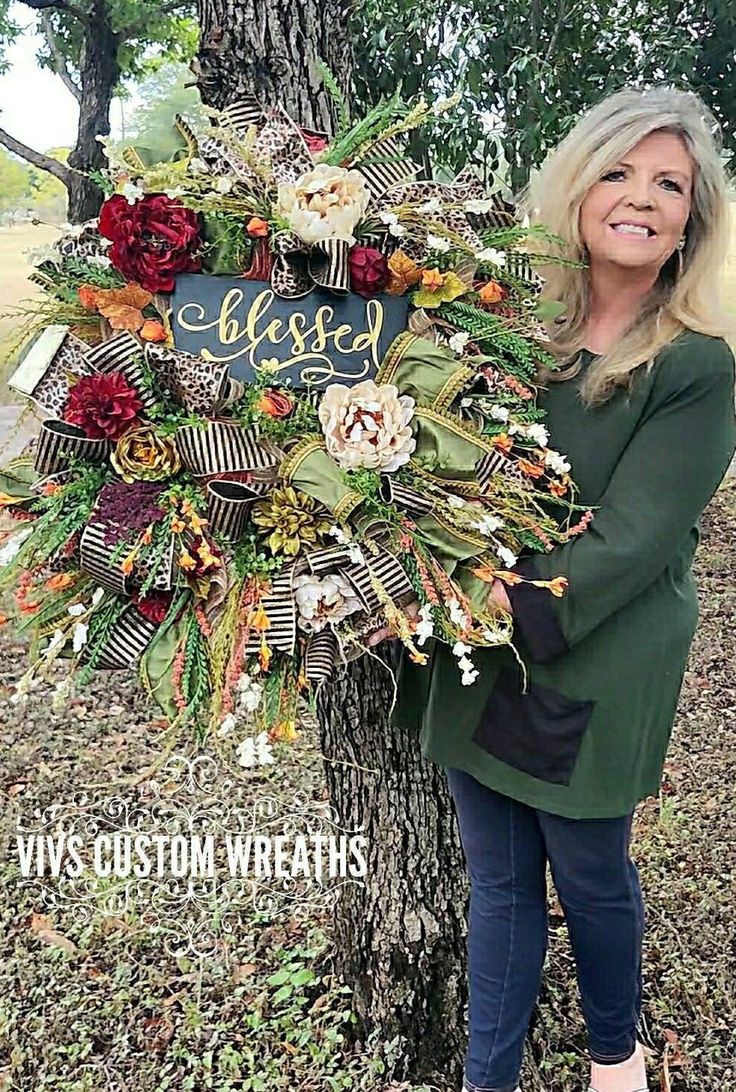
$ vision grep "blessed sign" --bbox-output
[170,274,410,388]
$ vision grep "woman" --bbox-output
[383,85,736,1092]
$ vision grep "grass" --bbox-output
[0,223,60,341]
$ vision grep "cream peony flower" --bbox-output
[276,163,370,245]
[319,379,416,473]
[292,572,363,633]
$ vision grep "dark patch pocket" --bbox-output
[472,665,595,786]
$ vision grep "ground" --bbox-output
[0,225,735,1091]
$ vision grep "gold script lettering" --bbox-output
[176,288,388,382]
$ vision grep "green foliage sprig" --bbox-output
[0,463,112,588]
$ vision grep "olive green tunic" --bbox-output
[396,329,736,818]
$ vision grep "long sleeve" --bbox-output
[507,339,736,663]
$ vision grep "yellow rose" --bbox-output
[111,425,181,483]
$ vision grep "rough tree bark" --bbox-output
[194,0,353,132]
[194,0,470,1085]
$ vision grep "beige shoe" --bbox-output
[589,1039,648,1092]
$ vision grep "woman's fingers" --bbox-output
[364,600,421,648]
[365,625,395,648]
[487,579,513,613]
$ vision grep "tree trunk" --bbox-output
[316,653,468,1086]
[195,0,354,130]
[194,3,470,1085]
[66,0,120,222]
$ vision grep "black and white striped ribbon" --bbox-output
[304,543,355,576]
[352,135,419,201]
[79,521,131,595]
[380,477,434,517]
[206,480,261,541]
[34,420,111,477]
[219,96,265,133]
[303,629,338,684]
[504,251,541,286]
[94,607,158,670]
[308,237,350,294]
[342,545,412,612]
[176,421,277,477]
[359,229,397,259]
[245,565,297,655]
[86,331,156,410]
[476,450,511,488]
[368,547,413,600]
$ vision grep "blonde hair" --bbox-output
[517,84,735,406]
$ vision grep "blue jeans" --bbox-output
[445,767,645,1092]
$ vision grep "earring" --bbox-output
[676,235,686,279]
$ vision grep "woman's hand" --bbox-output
[487,579,513,614]
[365,600,420,648]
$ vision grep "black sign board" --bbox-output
[170,273,410,388]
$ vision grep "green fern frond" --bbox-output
[315,59,351,133]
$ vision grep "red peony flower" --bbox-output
[132,590,173,625]
[64,372,143,441]
[349,246,390,298]
[98,193,202,294]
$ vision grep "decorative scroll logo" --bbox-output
[12,754,366,958]
[170,274,409,385]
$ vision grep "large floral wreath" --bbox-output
[0,89,589,759]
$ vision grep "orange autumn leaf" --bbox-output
[101,304,147,332]
[0,613,8,626]
[102,283,152,310]
[478,280,506,304]
[386,249,422,295]
[79,283,154,333]
[78,284,101,310]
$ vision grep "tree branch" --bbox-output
[122,0,191,37]
[19,0,91,27]
[0,126,74,183]
[40,12,82,102]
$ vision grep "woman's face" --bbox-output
[578,130,694,274]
